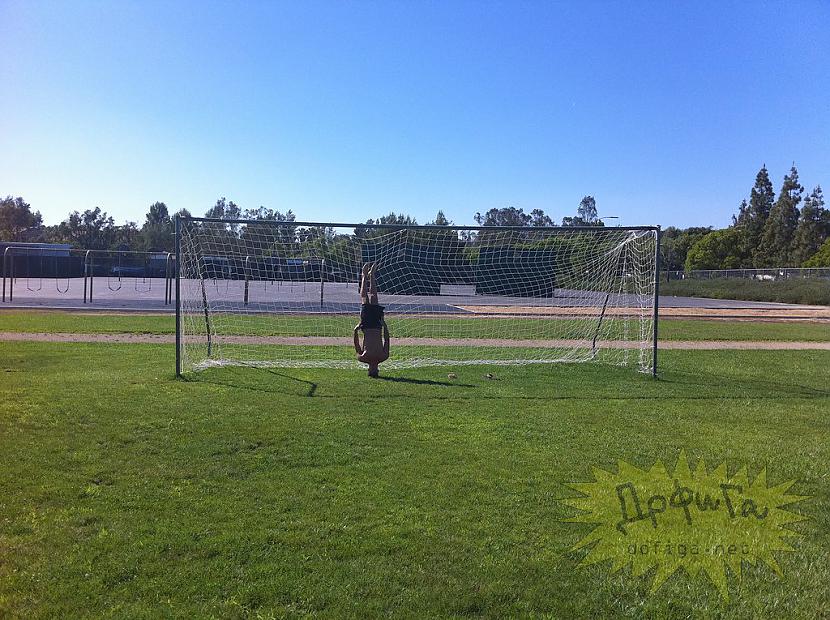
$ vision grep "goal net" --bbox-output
[176,217,659,374]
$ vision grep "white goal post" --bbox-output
[175,216,660,375]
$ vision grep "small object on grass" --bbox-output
[485,373,494,380]
[447,372,457,380]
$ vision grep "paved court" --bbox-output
[1,276,827,316]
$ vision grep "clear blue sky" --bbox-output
[2,1,828,229]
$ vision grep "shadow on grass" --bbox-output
[376,375,475,388]
[181,367,478,395]
[178,362,830,402]
[657,369,830,400]
[182,366,318,397]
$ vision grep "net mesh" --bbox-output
[178,219,658,372]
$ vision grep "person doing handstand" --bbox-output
[353,262,389,377]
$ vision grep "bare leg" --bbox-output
[368,262,379,305]
[360,263,370,305]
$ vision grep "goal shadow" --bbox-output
[375,375,475,388]
[181,366,318,397]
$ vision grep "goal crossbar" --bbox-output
[184,215,658,233]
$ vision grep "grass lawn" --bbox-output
[1,310,828,341]
[1,339,828,618]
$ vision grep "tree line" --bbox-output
[2,176,828,267]
[0,195,604,253]
[663,165,829,270]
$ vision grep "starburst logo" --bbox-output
[562,452,808,599]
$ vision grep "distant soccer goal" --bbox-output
[175,216,660,375]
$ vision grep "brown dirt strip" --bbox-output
[3,307,829,322]
[1,332,829,350]
[456,305,830,320]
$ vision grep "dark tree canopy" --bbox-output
[55,208,117,250]
[530,209,553,227]
[733,165,775,261]
[474,207,532,227]
[0,196,43,242]
[804,237,830,267]
[4,164,827,269]
[141,202,173,252]
[578,196,598,223]
[562,196,604,227]
[661,226,713,271]
[430,210,451,226]
[757,165,803,266]
[685,228,746,270]
[354,212,418,238]
[792,186,829,266]
[205,197,241,221]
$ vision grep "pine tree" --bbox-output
[757,165,803,266]
[792,186,829,265]
[729,199,754,267]
[732,199,749,227]
[734,166,775,264]
[430,210,451,226]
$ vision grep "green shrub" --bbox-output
[662,277,830,305]
[804,238,830,267]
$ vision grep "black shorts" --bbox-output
[359,303,385,330]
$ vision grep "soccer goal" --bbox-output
[175,216,660,375]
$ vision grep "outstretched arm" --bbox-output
[353,325,363,354]
[382,320,390,354]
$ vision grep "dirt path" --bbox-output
[1,332,829,350]
[458,305,830,320]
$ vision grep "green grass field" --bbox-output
[1,312,829,618]
[1,310,828,341]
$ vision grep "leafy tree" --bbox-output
[145,202,170,226]
[205,197,242,237]
[0,196,43,241]
[40,224,64,244]
[803,237,830,267]
[473,206,557,244]
[354,212,418,238]
[376,213,417,226]
[54,208,116,250]
[792,186,829,265]
[242,207,296,245]
[733,165,775,262]
[475,207,531,227]
[757,165,803,266]
[141,201,172,252]
[205,197,241,220]
[561,196,605,227]
[661,226,713,271]
[530,209,552,227]
[113,222,141,251]
[685,228,746,270]
[578,196,598,223]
